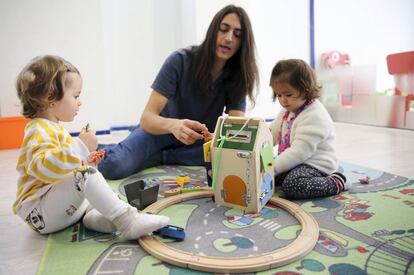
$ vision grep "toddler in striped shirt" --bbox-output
[13,55,169,239]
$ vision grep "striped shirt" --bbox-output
[13,118,89,217]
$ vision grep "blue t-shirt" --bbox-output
[151,48,246,132]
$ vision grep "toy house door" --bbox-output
[222,175,247,207]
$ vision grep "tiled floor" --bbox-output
[1,122,413,275]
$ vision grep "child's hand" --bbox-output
[86,150,105,166]
[79,127,98,152]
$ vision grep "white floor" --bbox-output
[1,122,413,275]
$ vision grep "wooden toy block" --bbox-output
[163,186,211,197]
[176,174,190,187]
[210,116,275,213]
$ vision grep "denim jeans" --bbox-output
[98,127,204,179]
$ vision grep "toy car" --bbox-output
[154,225,185,241]
[359,176,370,184]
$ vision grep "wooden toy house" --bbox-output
[209,116,275,213]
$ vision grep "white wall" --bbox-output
[0,0,106,131]
[1,0,413,132]
[247,0,309,118]
[100,0,158,129]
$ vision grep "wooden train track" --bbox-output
[139,190,319,273]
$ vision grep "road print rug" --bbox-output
[37,162,414,275]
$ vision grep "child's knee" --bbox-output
[74,166,105,191]
[86,168,105,182]
[280,183,296,198]
[280,177,305,199]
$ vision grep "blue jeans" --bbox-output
[98,127,204,179]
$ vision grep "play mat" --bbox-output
[37,162,414,275]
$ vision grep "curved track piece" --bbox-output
[139,191,319,273]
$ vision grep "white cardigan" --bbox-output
[269,100,338,175]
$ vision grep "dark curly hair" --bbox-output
[270,59,321,102]
[16,55,80,118]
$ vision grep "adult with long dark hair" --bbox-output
[99,5,259,179]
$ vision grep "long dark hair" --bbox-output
[190,5,258,107]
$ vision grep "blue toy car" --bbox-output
[154,225,186,241]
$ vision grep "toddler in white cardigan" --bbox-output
[269,59,350,199]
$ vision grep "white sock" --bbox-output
[83,208,117,233]
[113,207,170,240]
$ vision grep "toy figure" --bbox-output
[321,51,350,69]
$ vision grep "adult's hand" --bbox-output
[141,91,208,145]
[170,119,208,145]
